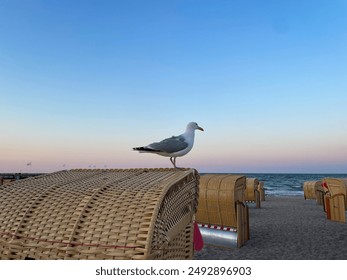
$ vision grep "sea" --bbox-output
[205,173,347,196]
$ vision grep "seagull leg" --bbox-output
[170,157,177,168]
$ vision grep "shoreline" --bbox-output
[194,196,347,260]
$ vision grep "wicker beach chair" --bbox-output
[245,178,261,208]
[314,180,324,205]
[195,174,249,248]
[0,168,199,260]
[321,178,347,223]
[257,181,265,201]
[303,181,320,200]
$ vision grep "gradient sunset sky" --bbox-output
[1,0,346,173]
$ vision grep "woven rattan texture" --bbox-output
[195,174,246,228]
[313,181,324,205]
[244,178,259,201]
[323,178,347,209]
[257,181,265,201]
[0,169,199,260]
[303,181,320,200]
[322,178,347,222]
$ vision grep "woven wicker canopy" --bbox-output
[195,174,249,248]
[257,181,265,201]
[322,178,347,223]
[323,178,347,210]
[196,174,246,228]
[0,169,199,260]
[245,178,259,201]
[303,181,320,200]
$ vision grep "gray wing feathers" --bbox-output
[148,136,188,153]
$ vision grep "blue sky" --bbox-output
[1,0,347,173]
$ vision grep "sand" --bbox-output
[194,196,347,260]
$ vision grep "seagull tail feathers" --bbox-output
[133,147,160,153]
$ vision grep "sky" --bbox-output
[0,0,347,173]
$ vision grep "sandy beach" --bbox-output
[194,196,347,260]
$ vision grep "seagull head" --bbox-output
[187,122,204,132]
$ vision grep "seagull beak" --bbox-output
[198,126,204,131]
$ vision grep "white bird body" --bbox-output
[133,122,204,168]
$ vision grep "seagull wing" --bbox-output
[148,135,188,153]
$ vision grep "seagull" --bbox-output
[133,122,204,168]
